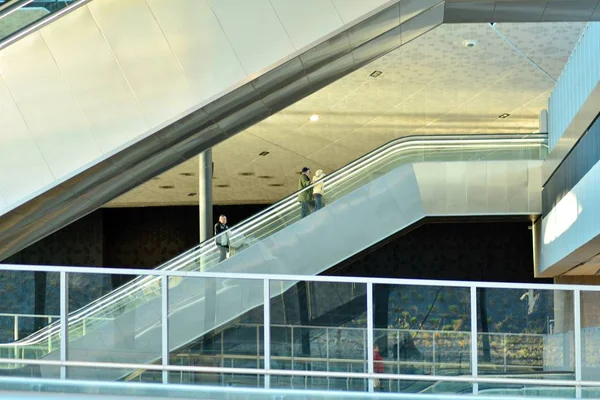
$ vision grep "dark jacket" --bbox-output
[297,173,314,203]
[214,223,229,247]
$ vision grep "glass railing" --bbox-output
[0,265,589,396]
[0,0,81,45]
[0,134,547,364]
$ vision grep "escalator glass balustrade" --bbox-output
[0,134,548,378]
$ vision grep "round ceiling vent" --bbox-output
[462,39,478,48]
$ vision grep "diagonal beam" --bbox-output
[0,2,445,261]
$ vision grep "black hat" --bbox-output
[301,167,310,173]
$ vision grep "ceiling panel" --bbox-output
[108,22,586,208]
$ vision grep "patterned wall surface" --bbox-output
[4,211,104,267]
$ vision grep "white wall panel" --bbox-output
[0,32,102,179]
[147,0,246,101]
[506,161,529,213]
[0,77,55,206]
[332,0,391,24]
[466,161,488,214]
[208,0,295,74]
[445,161,468,214]
[40,6,149,153]
[415,161,538,216]
[0,191,7,215]
[88,0,195,127]
[528,162,543,212]
[486,161,509,213]
[271,0,343,50]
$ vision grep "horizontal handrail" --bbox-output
[0,357,592,388]
[1,263,598,292]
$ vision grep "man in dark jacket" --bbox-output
[298,167,314,218]
[214,214,230,262]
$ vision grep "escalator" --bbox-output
[0,0,445,260]
[0,134,547,381]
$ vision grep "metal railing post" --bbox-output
[161,276,169,384]
[366,282,374,392]
[13,316,18,342]
[263,278,271,389]
[326,327,330,389]
[396,329,400,376]
[503,334,507,373]
[59,271,68,380]
[574,289,582,399]
[432,332,436,375]
[470,286,478,394]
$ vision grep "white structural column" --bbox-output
[59,271,68,380]
[161,276,169,384]
[470,286,479,394]
[367,283,374,392]
[263,279,271,389]
[574,289,582,398]
[199,150,213,243]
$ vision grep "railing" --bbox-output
[169,322,547,376]
[0,263,597,397]
[0,134,547,362]
[0,0,85,48]
[0,315,545,377]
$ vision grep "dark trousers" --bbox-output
[300,201,312,218]
[314,194,323,210]
[217,245,228,262]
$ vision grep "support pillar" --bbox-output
[199,150,217,355]
[199,149,213,242]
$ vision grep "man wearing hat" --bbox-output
[298,167,314,218]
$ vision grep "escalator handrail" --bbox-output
[0,0,85,49]
[1,133,547,349]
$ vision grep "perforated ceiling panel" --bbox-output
[109,22,586,207]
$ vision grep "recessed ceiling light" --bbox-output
[309,114,320,122]
[179,172,194,177]
[238,172,255,176]
[158,185,174,189]
[259,151,270,156]
[188,192,197,197]
[216,184,230,188]
[462,39,478,48]
[498,113,511,119]
[369,70,382,78]
[258,175,274,179]
[268,183,284,187]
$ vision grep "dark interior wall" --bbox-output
[329,220,544,284]
[4,211,104,267]
[3,204,268,269]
